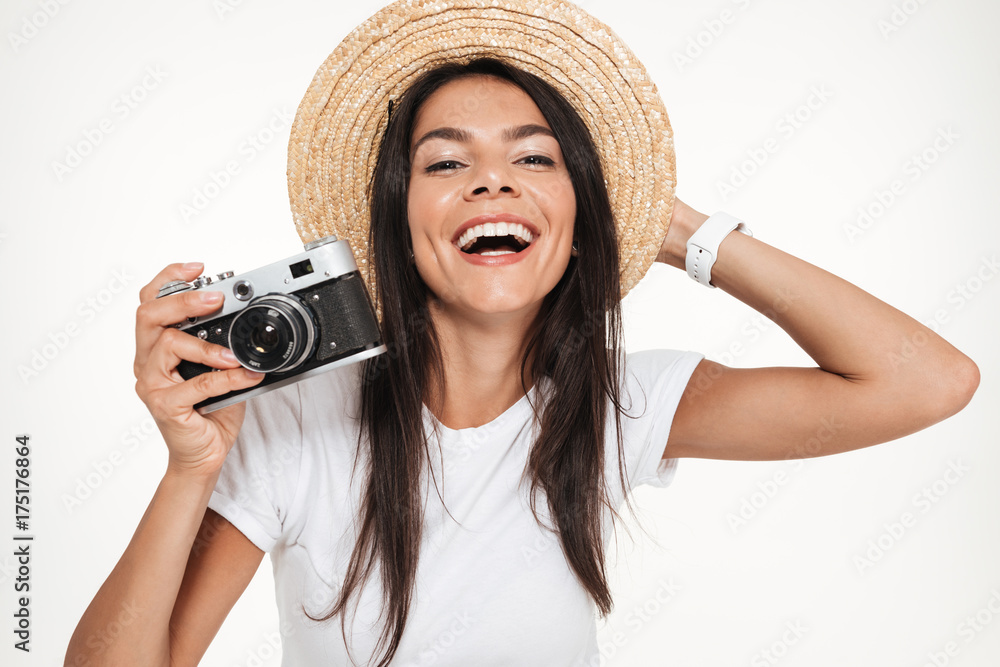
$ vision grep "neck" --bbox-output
[423,299,541,430]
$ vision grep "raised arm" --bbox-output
[65,263,267,666]
[660,200,979,461]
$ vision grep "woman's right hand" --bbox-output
[134,262,266,478]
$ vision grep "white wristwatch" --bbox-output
[685,212,753,288]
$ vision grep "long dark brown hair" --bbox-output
[314,58,634,666]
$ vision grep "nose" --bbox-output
[463,160,519,200]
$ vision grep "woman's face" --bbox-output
[407,75,576,319]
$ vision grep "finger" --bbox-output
[138,262,205,304]
[134,289,226,370]
[140,328,243,384]
[137,287,225,332]
[144,367,265,420]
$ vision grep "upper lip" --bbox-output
[451,214,541,246]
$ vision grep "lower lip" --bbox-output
[456,241,536,266]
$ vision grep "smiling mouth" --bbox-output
[457,222,535,255]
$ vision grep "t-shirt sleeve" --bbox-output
[620,348,703,490]
[206,383,305,553]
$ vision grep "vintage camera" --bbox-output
[157,236,385,413]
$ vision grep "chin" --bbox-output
[430,286,546,318]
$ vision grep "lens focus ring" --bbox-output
[228,294,317,373]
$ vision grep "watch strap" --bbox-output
[685,212,752,288]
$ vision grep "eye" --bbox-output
[518,155,556,167]
[425,160,465,173]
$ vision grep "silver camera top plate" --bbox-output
[163,237,361,327]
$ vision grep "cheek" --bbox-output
[405,180,425,237]
[407,179,453,242]
[525,175,576,231]
[405,182,452,294]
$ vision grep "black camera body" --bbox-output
[157,237,385,413]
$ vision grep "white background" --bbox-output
[1,0,998,665]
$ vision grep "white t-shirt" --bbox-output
[208,348,702,666]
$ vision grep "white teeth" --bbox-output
[457,222,536,251]
[480,250,516,256]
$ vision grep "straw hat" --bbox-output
[287,0,675,299]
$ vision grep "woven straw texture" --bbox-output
[287,0,675,299]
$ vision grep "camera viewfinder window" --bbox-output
[290,260,314,279]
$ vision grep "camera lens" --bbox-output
[250,323,279,353]
[229,294,317,373]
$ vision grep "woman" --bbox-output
[66,2,978,666]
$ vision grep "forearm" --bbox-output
[65,469,218,666]
[663,202,972,379]
[659,202,978,457]
[708,231,964,385]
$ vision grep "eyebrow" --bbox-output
[502,124,556,143]
[411,124,556,153]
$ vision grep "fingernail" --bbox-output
[220,348,238,363]
[200,291,223,303]
[183,262,204,271]
[245,369,265,379]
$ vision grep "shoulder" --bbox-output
[242,362,363,435]
[621,348,704,403]
[624,348,703,372]
[605,349,703,491]
[231,362,365,482]
[214,362,366,549]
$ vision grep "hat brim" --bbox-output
[287,0,675,299]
